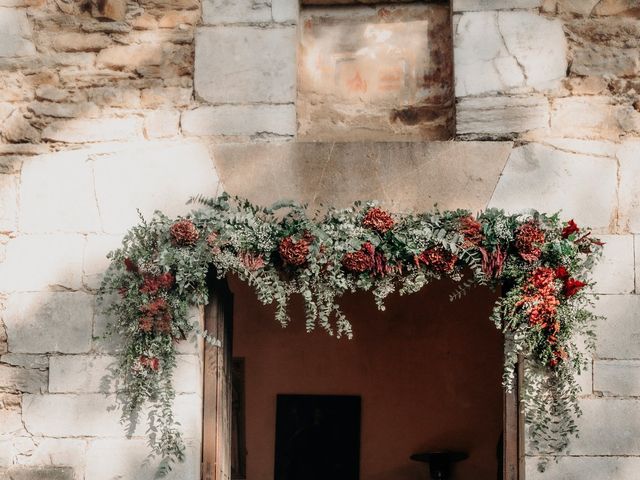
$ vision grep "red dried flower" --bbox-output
[562,219,579,239]
[516,221,546,263]
[564,278,587,297]
[140,275,160,295]
[460,216,484,248]
[159,272,175,289]
[240,252,265,271]
[480,246,506,278]
[555,266,569,280]
[139,355,159,371]
[138,316,153,332]
[517,266,559,328]
[170,219,199,246]
[124,258,138,273]
[362,208,394,234]
[279,236,311,266]
[118,287,128,297]
[415,247,458,273]
[342,242,375,273]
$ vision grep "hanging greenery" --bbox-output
[98,193,604,474]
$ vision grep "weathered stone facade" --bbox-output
[0,0,639,478]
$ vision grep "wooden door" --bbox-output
[503,358,524,480]
[202,277,233,480]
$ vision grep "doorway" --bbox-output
[203,276,522,480]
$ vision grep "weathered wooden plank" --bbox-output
[203,277,233,480]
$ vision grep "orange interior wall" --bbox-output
[230,277,504,480]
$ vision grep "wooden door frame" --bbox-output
[202,276,234,480]
[202,277,524,480]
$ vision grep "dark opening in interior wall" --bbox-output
[274,395,362,480]
[297,2,454,141]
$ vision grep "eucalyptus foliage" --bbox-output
[99,194,603,473]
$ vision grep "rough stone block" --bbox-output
[0,364,47,393]
[83,234,123,291]
[0,354,48,369]
[41,118,144,143]
[570,398,640,455]
[143,109,180,138]
[14,438,86,474]
[182,104,296,137]
[50,32,111,53]
[618,139,640,233]
[298,5,454,141]
[489,143,617,231]
[87,87,141,108]
[85,438,200,480]
[541,138,617,158]
[0,175,17,232]
[595,360,640,396]
[0,466,74,480]
[0,235,85,291]
[572,46,640,77]
[594,295,640,359]
[92,140,220,234]
[213,141,512,212]
[28,101,99,119]
[96,44,163,69]
[593,0,640,15]
[141,87,191,108]
[0,406,28,436]
[49,354,200,393]
[22,393,201,438]
[20,150,100,233]
[272,0,298,22]
[3,110,40,143]
[453,0,542,10]
[195,26,296,104]
[49,355,115,393]
[93,0,126,21]
[456,96,549,136]
[0,8,36,58]
[550,96,619,140]
[589,235,635,294]
[557,0,600,14]
[455,11,566,96]
[3,292,94,354]
[525,456,640,480]
[202,0,271,24]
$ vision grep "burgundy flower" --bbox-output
[516,221,545,263]
[279,236,311,266]
[561,219,579,239]
[155,314,172,333]
[140,272,175,295]
[555,266,569,280]
[459,215,484,248]
[170,219,199,246]
[563,278,587,297]
[342,242,375,273]
[124,258,138,273]
[415,247,458,273]
[362,208,395,234]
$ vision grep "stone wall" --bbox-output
[0,0,639,479]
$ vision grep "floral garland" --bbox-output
[98,194,603,473]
